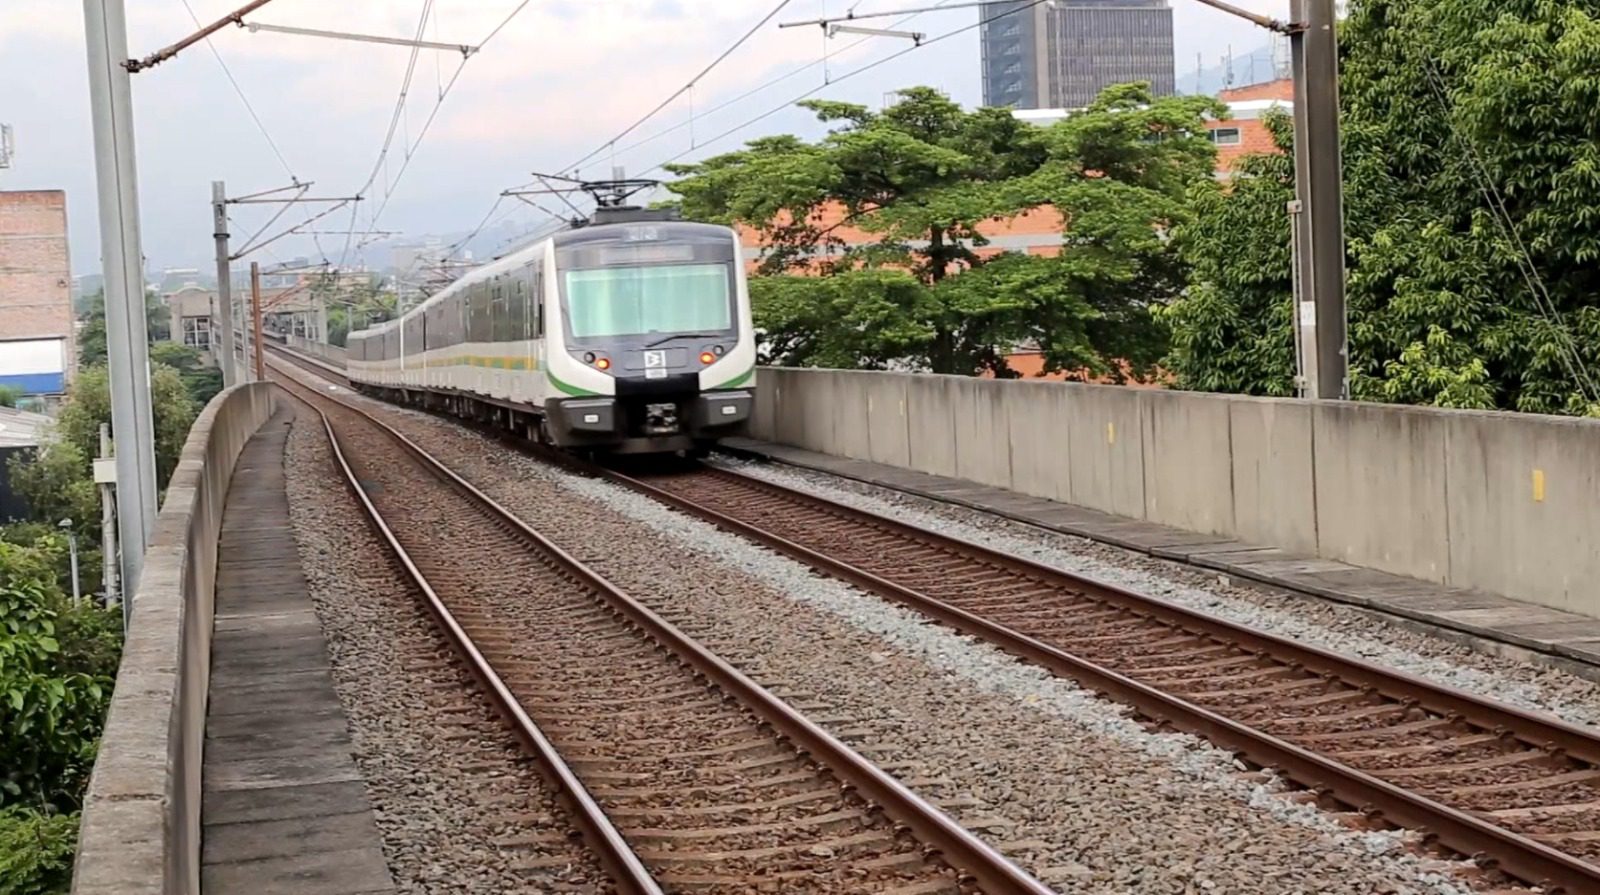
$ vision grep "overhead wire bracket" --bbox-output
[126,0,278,72]
[828,24,925,43]
[240,21,479,57]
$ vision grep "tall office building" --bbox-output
[981,0,1176,110]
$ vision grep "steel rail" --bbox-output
[269,363,1056,895]
[690,471,1600,765]
[599,465,1600,895]
[279,375,663,895]
[265,340,350,386]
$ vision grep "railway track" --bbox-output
[270,367,1053,895]
[265,338,351,386]
[593,462,1600,894]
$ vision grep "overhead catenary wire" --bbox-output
[381,0,966,296]
[427,0,956,295]
[177,0,297,181]
[337,0,539,270]
[634,0,1052,179]
[601,0,962,166]
[564,0,801,175]
[336,0,437,268]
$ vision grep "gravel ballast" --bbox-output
[721,457,1600,732]
[281,401,607,895]
[274,367,1500,895]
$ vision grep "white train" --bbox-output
[346,208,756,455]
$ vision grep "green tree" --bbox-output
[0,541,114,811]
[0,536,120,895]
[76,290,172,367]
[1161,111,1299,396]
[748,270,940,369]
[319,278,396,348]
[149,342,223,407]
[0,387,22,409]
[0,807,77,895]
[6,449,100,545]
[1167,0,1600,414]
[670,84,1220,378]
[52,366,197,491]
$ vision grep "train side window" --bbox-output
[510,277,527,342]
[533,265,545,337]
[471,281,491,343]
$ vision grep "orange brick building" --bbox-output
[1210,79,1293,171]
[0,190,75,399]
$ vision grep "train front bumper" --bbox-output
[545,390,753,452]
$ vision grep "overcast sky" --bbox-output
[0,0,1284,276]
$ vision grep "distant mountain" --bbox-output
[1175,40,1287,97]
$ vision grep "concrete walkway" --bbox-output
[724,437,1600,678]
[201,409,395,895]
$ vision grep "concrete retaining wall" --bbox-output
[286,334,347,368]
[751,368,1600,618]
[72,382,279,895]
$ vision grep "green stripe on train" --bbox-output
[711,367,755,390]
[548,371,600,397]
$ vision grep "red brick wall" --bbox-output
[1208,117,1282,171]
[0,191,75,370]
[1211,79,1293,173]
[1220,79,1294,103]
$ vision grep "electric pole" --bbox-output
[251,262,266,380]
[83,0,159,597]
[97,425,120,613]
[1289,0,1348,399]
[213,181,239,386]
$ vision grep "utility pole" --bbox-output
[1289,0,1348,399]
[251,262,265,380]
[214,184,359,365]
[97,424,120,613]
[60,519,82,606]
[83,0,159,597]
[213,181,239,386]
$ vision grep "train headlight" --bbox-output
[595,357,611,370]
[699,351,716,365]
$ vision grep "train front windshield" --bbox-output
[564,263,733,339]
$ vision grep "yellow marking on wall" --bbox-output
[1533,468,1546,503]
[1107,422,1116,445]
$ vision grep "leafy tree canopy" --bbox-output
[0,536,120,895]
[0,807,77,895]
[316,276,397,348]
[149,342,223,408]
[0,540,116,813]
[51,365,197,491]
[76,290,171,368]
[669,84,1222,378]
[1166,0,1600,415]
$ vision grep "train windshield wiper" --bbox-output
[643,332,723,348]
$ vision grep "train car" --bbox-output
[346,207,755,455]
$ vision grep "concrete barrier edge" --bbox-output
[71,381,279,895]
